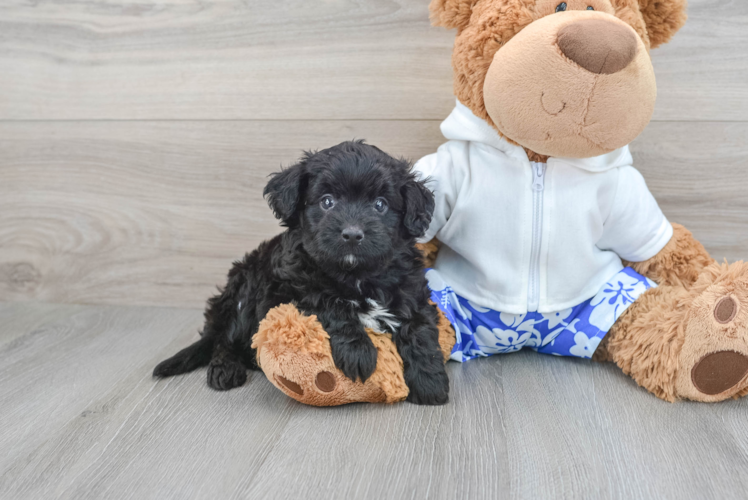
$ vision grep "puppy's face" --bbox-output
[264,141,434,277]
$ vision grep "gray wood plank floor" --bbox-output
[2,301,747,500]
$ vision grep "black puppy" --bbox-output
[153,141,449,405]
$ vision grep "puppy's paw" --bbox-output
[207,359,247,391]
[405,365,449,405]
[330,335,378,383]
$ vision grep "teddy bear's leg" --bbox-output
[252,304,407,406]
[596,261,748,402]
[251,303,455,406]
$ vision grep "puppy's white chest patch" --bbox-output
[358,298,400,334]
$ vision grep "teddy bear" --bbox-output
[251,0,748,405]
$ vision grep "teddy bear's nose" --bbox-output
[557,18,638,75]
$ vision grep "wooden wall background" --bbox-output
[1,0,747,309]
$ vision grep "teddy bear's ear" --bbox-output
[429,0,481,31]
[637,0,687,49]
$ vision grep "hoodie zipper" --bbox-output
[528,162,546,312]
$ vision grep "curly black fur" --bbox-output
[153,141,449,405]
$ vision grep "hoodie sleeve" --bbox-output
[597,166,674,262]
[411,145,458,244]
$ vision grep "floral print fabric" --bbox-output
[426,267,657,362]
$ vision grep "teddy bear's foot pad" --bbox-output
[275,375,304,395]
[274,370,337,398]
[675,263,748,401]
[314,371,337,392]
[691,350,748,395]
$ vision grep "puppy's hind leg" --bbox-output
[153,336,213,378]
[207,343,248,391]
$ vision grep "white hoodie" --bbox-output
[413,101,673,315]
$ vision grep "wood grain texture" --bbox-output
[0,302,204,475]
[1,120,746,308]
[2,302,748,499]
[0,0,746,121]
[0,0,454,121]
[0,120,445,307]
[631,121,748,262]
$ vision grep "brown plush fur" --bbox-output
[597,261,748,402]
[430,0,482,30]
[593,285,689,402]
[637,0,687,49]
[416,239,442,268]
[436,300,458,361]
[252,303,456,406]
[624,223,713,288]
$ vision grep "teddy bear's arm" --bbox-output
[623,223,714,287]
[416,239,441,268]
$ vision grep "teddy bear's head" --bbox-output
[430,0,687,158]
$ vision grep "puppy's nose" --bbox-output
[557,18,637,75]
[341,226,364,245]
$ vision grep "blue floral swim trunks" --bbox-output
[426,267,657,362]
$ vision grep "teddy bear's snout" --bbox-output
[557,18,637,75]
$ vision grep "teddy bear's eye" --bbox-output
[587,5,594,9]
[555,2,567,12]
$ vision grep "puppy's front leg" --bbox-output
[395,312,449,405]
[317,312,378,383]
[207,342,248,391]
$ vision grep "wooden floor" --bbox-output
[2,0,748,498]
[1,301,748,500]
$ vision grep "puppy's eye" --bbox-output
[587,5,594,9]
[374,198,388,213]
[320,195,335,210]
[555,2,567,11]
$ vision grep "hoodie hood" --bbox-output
[440,100,633,173]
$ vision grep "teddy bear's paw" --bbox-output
[207,359,247,391]
[676,262,748,402]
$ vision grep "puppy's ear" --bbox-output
[401,175,435,238]
[263,156,310,227]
